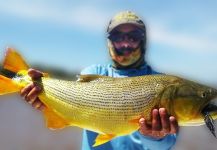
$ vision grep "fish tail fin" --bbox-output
[3,47,29,73]
[0,75,20,95]
[0,47,28,95]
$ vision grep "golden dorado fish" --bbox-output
[1,48,217,147]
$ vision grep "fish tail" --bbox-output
[0,47,29,95]
[0,75,20,95]
[3,47,29,73]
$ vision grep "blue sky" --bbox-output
[0,0,217,86]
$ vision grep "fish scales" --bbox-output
[39,75,172,133]
[41,76,168,113]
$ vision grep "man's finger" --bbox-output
[152,109,161,131]
[32,98,43,109]
[159,108,170,133]
[169,116,179,134]
[28,69,43,79]
[26,86,42,102]
[20,83,35,97]
[38,103,46,111]
[139,118,151,135]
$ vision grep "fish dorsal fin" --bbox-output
[77,74,113,82]
[3,47,29,73]
[93,134,116,147]
[42,106,69,130]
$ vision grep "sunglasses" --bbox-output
[108,30,145,42]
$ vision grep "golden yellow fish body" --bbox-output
[34,74,217,136]
[1,48,217,146]
[39,75,173,135]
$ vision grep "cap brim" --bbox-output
[107,21,145,33]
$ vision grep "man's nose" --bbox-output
[121,39,131,48]
[122,43,130,48]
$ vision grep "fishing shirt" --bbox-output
[80,64,177,150]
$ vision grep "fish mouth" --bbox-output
[201,97,217,138]
[201,88,217,115]
[203,97,217,110]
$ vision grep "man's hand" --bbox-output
[20,69,45,111]
[139,108,178,139]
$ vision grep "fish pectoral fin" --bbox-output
[128,116,151,129]
[93,134,116,147]
[128,118,142,130]
[3,47,29,73]
[128,118,141,124]
[43,107,69,130]
[77,74,113,82]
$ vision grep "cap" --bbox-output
[107,11,146,33]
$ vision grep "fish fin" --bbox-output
[93,134,116,147]
[128,118,142,129]
[0,75,20,95]
[128,116,151,128]
[77,74,113,82]
[3,47,29,73]
[43,107,69,130]
[128,118,140,124]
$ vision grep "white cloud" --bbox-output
[68,6,110,32]
[0,1,50,19]
[0,1,109,31]
[149,24,217,52]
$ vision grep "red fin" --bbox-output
[3,47,29,73]
[93,134,116,147]
[0,75,20,95]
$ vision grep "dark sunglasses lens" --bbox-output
[108,32,123,42]
[108,30,144,42]
[128,31,144,41]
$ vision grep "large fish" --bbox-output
[0,48,217,146]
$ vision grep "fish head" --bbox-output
[170,79,217,126]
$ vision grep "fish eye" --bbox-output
[201,92,207,98]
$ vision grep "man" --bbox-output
[21,11,178,150]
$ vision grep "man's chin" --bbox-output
[123,51,133,57]
[118,58,136,66]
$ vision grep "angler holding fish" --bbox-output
[21,11,178,150]
[0,11,217,150]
